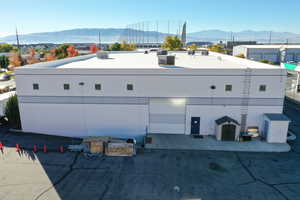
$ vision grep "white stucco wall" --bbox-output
[19,103,148,141]
[185,105,282,136]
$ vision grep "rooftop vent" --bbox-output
[188,50,195,55]
[199,49,209,56]
[157,50,168,56]
[96,51,109,59]
[158,55,175,65]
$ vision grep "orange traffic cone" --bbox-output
[43,144,47,153]
[33,145,37,153]
[16,144,20,152]
[59,146,64,153]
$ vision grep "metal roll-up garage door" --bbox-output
[149,98,186,134]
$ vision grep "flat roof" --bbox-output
[54,51,280,70]
[264,113,290,121]
[18,51,283,71]
[237,45,300,49]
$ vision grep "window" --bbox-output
[225,84,232,92]
[259,85,266,92]
[63,84,70,90]
[127,84,133,91]
[95,84,101,90]
[210,85,216,90]
[33,83,39,90]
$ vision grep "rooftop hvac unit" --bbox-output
[158,55,175,65]
[96,51,109,59]
[188,50,195,55]
[157,50,168,56]
[199,50,209,56]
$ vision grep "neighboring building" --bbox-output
[233,45,300,64]
[0,53,12,57]
[15,51,289,143]
[225,41,257,50]
[186,41,213,47]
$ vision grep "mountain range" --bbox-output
[1,28,300,44]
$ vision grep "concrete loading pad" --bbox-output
[145,134,291,152]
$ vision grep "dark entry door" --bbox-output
[191,117,200,135]
[221,124,236,141]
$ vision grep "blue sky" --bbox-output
[1,0,299,37]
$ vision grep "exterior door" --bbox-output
[221,124,236,141]
[191,117,200,135]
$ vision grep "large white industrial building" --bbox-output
[233,45,300,64]
[15,51,290,143]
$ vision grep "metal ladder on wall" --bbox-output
[240,68,252,133]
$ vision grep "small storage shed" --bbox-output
[263,114,290,143]
[215,116,241,141]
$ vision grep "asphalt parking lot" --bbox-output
[0,100,299,200]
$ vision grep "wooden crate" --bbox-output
[105,142,135,156]
[90,141,104,153]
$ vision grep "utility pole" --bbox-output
[269,31,272,44]
[15,28,20,51]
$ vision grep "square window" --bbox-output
[127,84,133,91]
[33,83,39,90]
[225,84,232,92]
[95,84,101,90]
[64,84,70,90]
[259,85,266,92]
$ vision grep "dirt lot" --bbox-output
[0,100,298,200]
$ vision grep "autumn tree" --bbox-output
[26,48,39,64]
[45,49,56,61]
[9,51,23,69]
[67,45,79,57]
[162,36,183,51]
[187,43,198,50]
[89,45,99,53]
[120,41,136,51]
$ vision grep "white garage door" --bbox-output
[149,98,186,134]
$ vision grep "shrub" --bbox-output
[5,95,21,129]
[0,56,9,69]
[235,54,245,58]
[260,59,274,65]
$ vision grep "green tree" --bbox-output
[5,95,21,129]
[0,43,17,53]
[0,56,9,69]
[109,43,121,51]
[54,44,71,59]
[208,45,226,53]
[161,36,183,50]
